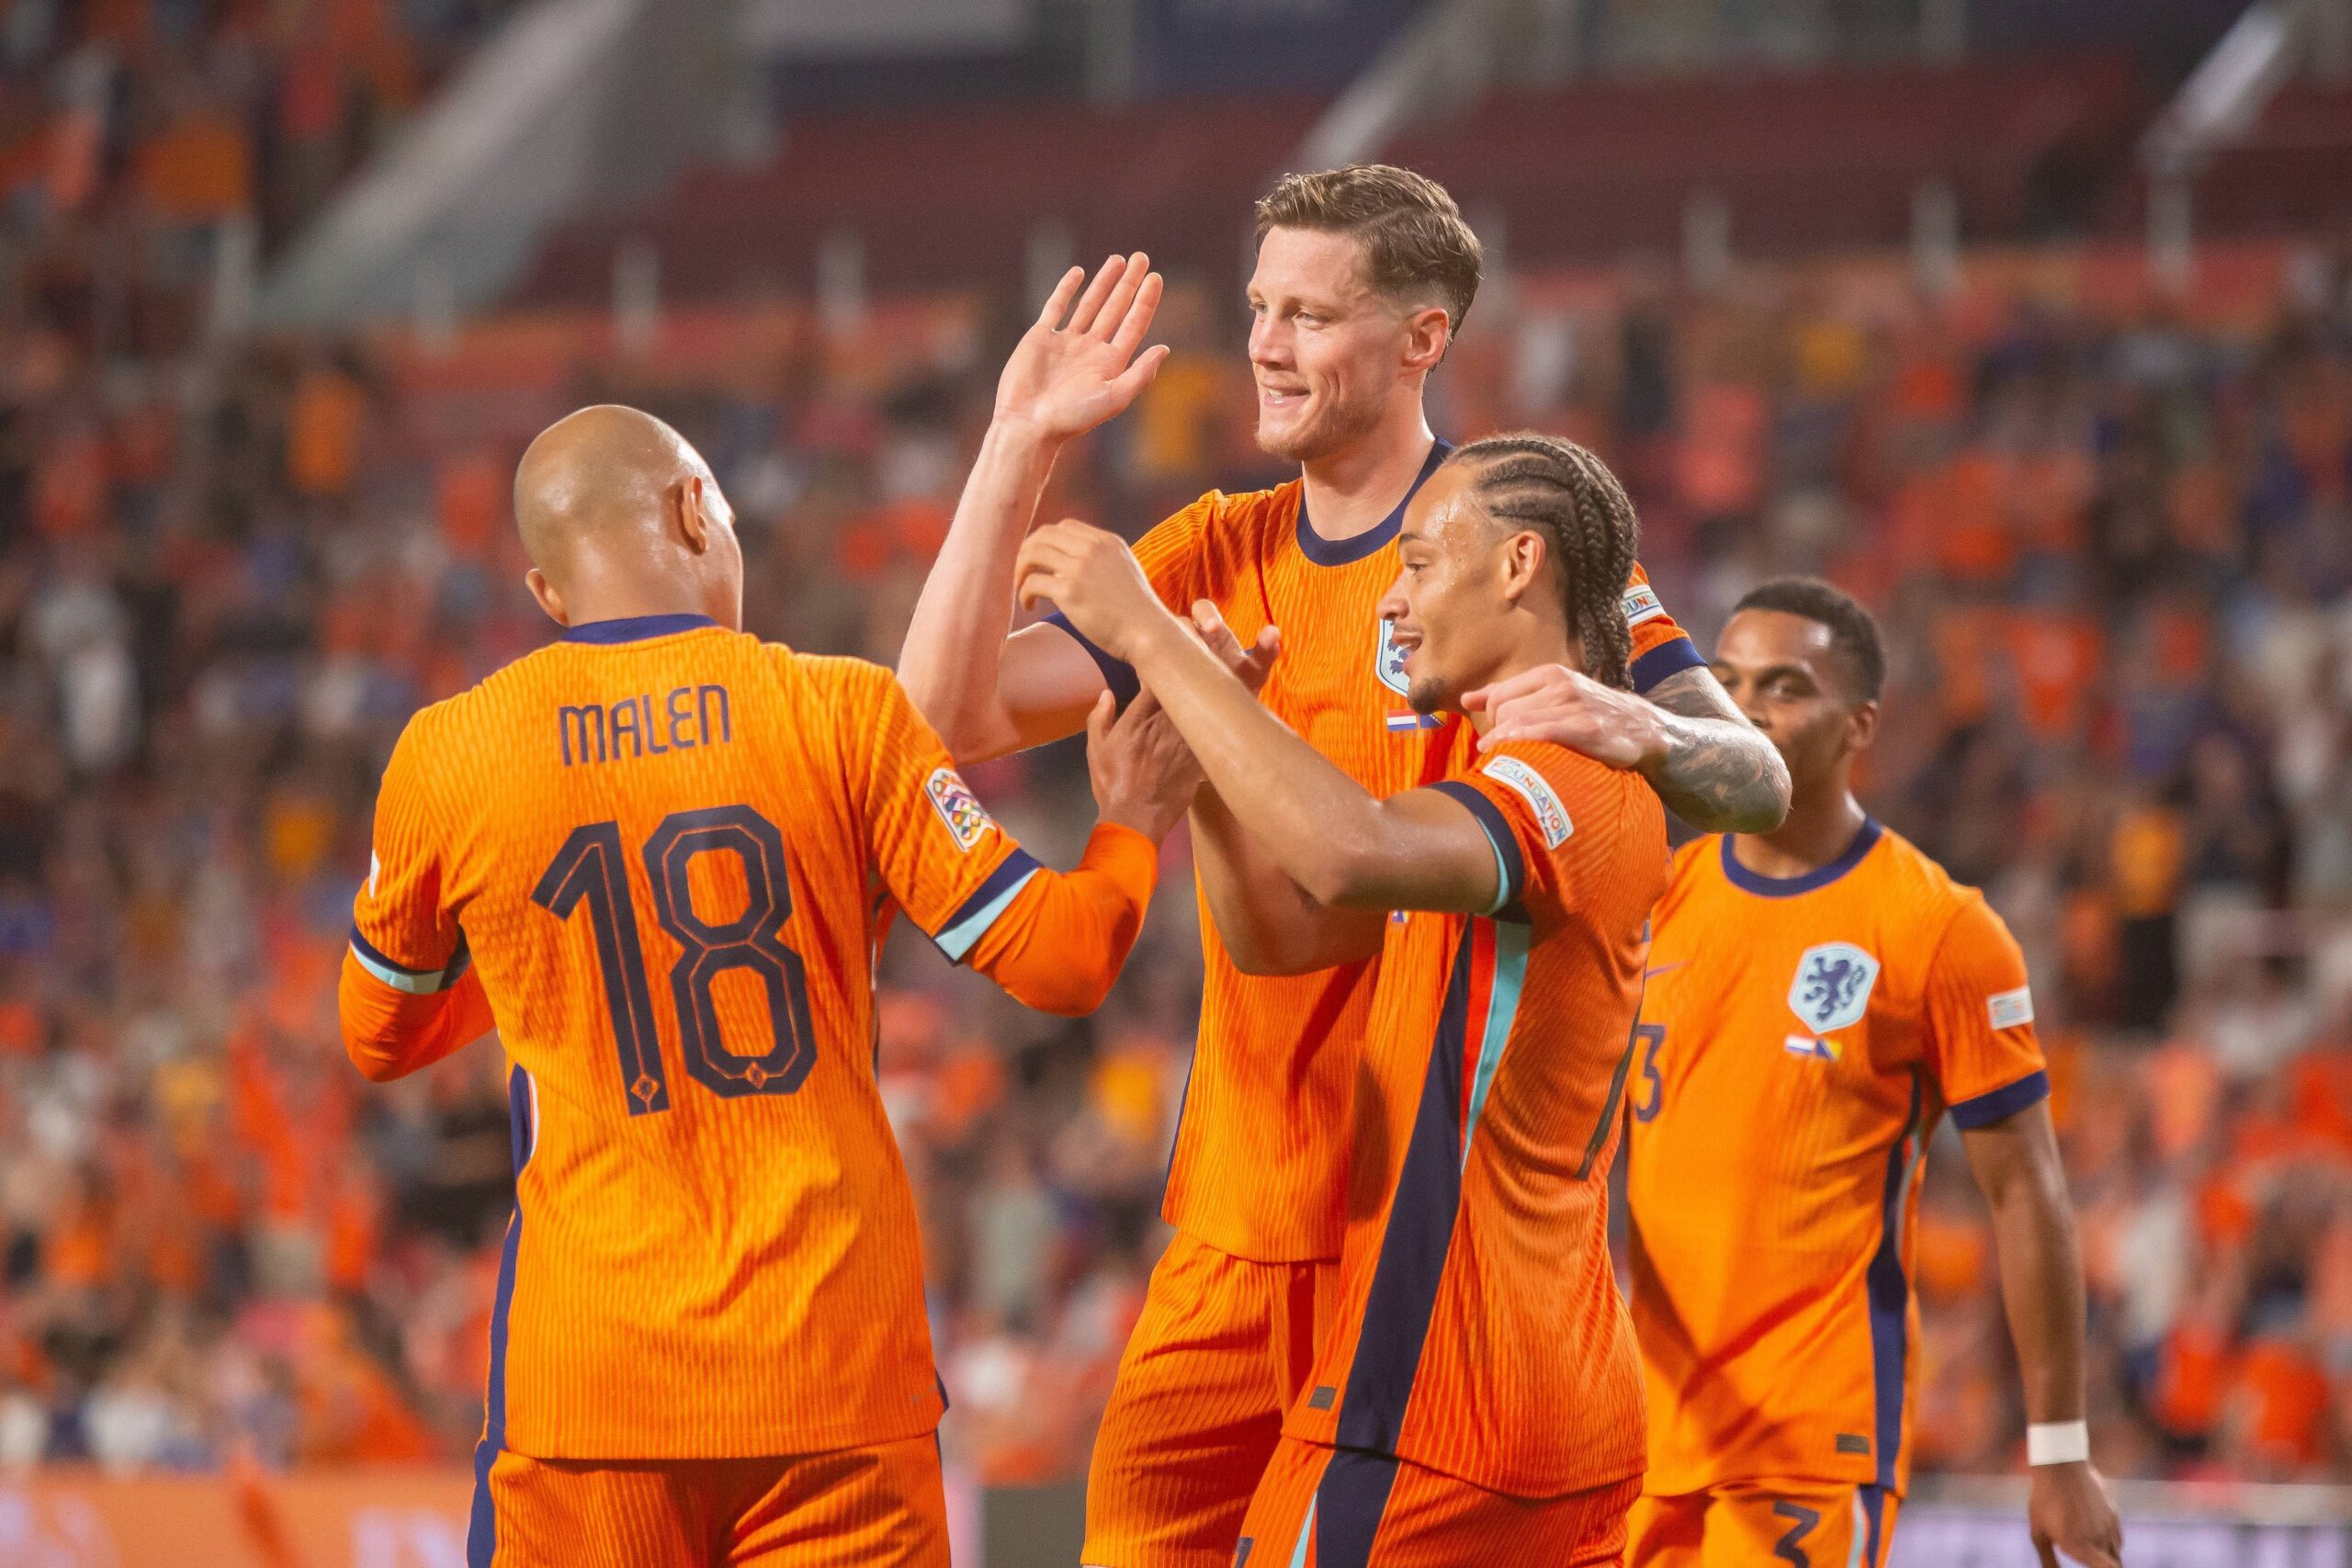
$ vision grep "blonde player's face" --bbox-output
[1381,465,1512,714]
[1247,227,1415,463]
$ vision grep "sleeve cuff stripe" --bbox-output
[933,850,1044,963]
[1631,636,1705,695]
[1949,1068,2051,1130]
[349,925,465,994]
[1042,612,1140,708]
[1430,780,1525,918]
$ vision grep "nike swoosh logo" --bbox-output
[1645,962,1688,979]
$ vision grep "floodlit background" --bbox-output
[0,0,2348,1562]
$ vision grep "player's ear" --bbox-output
[525,567,569,626]
[1401,304,1451,372]
[673,475,711,556]
[1499,529,1544,606]
[1846,698,1879,754]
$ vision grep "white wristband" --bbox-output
[2027,1421,2090,1465]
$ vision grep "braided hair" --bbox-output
[1449,433,1641,690]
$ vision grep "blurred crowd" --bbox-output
[0,130,2349,1488]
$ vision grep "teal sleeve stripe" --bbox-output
[1428,780,1524,917]
[932,856,1044,964]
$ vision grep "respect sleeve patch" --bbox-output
[1481,756,1572,849]
[1987,986,2035,1031]
[1623,581,1668,627]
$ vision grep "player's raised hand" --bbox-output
[994,253,1170,442]
[1463,662,1669,769]
[1086,689,1200,842]
[2030,1461,2124,1568]
[1188,601,1279,695]
[1014,520,1169,660]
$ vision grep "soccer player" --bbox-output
[899,165,1787,1567]
[1623,579,2124,1568]
[1015,432,1667,1567]
[335,405,1199,1568]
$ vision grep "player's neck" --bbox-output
[1464,634,1580,736]
[1735,788,1869,879]
[1297,404,1436,542]
[551,563,728,631]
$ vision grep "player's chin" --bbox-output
[1407,674,1453,716]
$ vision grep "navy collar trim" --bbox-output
[1721,817,1883,897]
[560,614,718,645]
[1294,438,1451,567]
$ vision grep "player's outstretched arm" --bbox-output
[856,660,1182,1017]
[1017,523,1500,915]
[1961,1104,2125,1568]
[898,254,1168,763]
[1182,606,1385,974]
[1465,662,1791,833]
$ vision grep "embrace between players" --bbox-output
[337,166,2126,1568]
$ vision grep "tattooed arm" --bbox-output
[1462,662,1791,833]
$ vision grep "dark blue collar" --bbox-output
[1720,817,1883,897]
[560,613,718,644]
[1294,438,1451,567]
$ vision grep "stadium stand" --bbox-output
[3,236,2350,1487]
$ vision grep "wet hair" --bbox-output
[1449,433,1639,690]
[1254,164,1483,335]
[1733,577,1885,702]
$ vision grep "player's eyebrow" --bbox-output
[1713,658,1815,688]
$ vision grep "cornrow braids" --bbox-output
[1450,433,1641,690]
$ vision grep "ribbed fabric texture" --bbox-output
[353,626,1135,1460]
[1280,744,1669,1499]
[1627,823,2048,1498]
[1124,482,1694,1264]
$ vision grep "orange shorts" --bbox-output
[468,1432,948,1567]
[1235,1436,1640,1568]
[1628,1479,1899,1568]
[1083,1230,1337,1567]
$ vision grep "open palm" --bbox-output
[996,252,1170,441]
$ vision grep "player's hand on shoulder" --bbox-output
[995,253,1170,443]
[2029,1461,2124,1568]
[1015,520,1166,659]
[1086,689,1199,842]
[1464,662,1668,770]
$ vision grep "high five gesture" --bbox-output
[997,253,1170,441]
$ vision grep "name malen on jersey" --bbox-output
[559,684,733,766]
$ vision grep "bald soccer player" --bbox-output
[336,405,1201,1568]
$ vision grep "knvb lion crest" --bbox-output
[1374,618,1411,696]
[1789,942,1880,1034]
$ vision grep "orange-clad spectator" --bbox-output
[434,448,504,558]
[285,364,369,500]
[133,111,254,223]
[1675,379,1767,518]
[2146,1037,2223,1160]
[2005,609,2103,739]
[2222,1337,2333,1475]
[2007,447,2092,557]
[33,420,107,537]
[2151,1314,2232,1438]
[1929,603,1999,725]
[2110,802,2187,919]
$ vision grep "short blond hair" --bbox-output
[1254,164,1484,335]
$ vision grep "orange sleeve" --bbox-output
[343,711,489,1080]
[1043,492,1216,706]
[846,660,1157,1011]
[1623,560,1705,694]
[962,821,1158,1015]
[339,958,495,1082]
[1430,742,1601,925]
[1925,895,2050,1127]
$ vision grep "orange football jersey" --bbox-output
[1048,441,1700,1261]
[1276,741,1668,1496]
[340,615,1157,1463]
[1626,820,2049,1498]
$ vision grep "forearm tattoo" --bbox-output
[1642,668,1792,833]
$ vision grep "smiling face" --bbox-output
[1246,227,1445,464]
[1377,462,1546,715]
[1710,608,1876,801]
